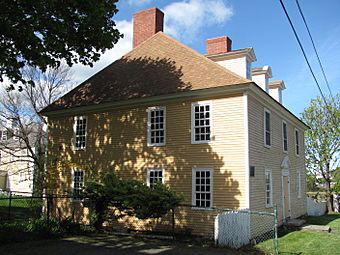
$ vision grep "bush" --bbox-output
[84,170,183,229]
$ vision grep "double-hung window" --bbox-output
[264,109,271,147]
[297,171,301,198]
[265,169,273,207]
[72,168,84,200]
[147,107,165,146]
[192,168,213,208]
[192,101,211,144]
[74,116,87,150]
[1,130,7,141]
[147,168,164,187]
[295,128,300,156]
[282,121,288,152]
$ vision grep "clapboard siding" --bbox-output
[248,93,307,223]
[47,93,247,236]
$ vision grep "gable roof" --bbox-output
[41,32,250,114]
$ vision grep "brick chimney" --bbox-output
[206,36,232,55]
[133,8,164,48]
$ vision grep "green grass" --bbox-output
[256,213,340,255]
[0,195,42,220]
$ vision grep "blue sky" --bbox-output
[72,0,340,117]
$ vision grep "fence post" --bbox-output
[171,207,175,239]
[8,191,12,219]
[273,205,279,255]
[46,194,51,227]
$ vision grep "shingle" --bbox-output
[41,32,249,113]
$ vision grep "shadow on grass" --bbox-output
[304,213,340,226]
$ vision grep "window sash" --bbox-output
[74,116,87,150]
[265,169,272,207]
[264,110,271,147]
[297,171,301,198]
[73,168,84,200]
[282,121,288,152]
[192,102,211,144]
[147,107,166,146]
[147,169,164,187]
[192,168,212,208]
[295,129,300,155]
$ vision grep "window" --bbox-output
[192,168,212,208]
[282,121,288,152]
[265,169,273,207]
[72,168,84,200]
[297,171,301,198]
[264,109,271,147]
[147,168,164,187]
[73,116,87,150]
[147,107,165,146]
[192,102,211,143]
[295,128,300,156]
[250,166,255,177]
[1,130,7,141]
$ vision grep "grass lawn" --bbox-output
[256,213,340,255]
[0,195,42,219]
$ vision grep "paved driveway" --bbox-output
[0,234,262,255]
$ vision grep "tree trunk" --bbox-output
[325,181,334,213]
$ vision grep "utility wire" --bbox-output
[279,0,329,107]
[279,0,337,130]
[295,0,333,97]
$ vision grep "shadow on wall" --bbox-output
[47,56,241,234]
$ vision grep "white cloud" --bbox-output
[70,20,133,84]
[126,0,153,6]
[163,0,233,42]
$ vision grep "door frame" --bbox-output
[281,168,291,221]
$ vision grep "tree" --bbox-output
[0,0,122,85]
[302,94,340,212]
[84,170,183,230]
[0,65,73,194]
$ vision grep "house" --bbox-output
[0,127,35,195]
[40,8,308,237]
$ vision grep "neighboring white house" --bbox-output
[0,127,37,195]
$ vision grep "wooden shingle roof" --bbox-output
[41,32,249,113]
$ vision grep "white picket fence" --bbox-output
[214,209,277,252]
[307,197,326,216]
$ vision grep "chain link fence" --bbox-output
[0,192,278,254]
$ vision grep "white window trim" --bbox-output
[191,101,213,144]
[146,168,165,187]
[73,116,88,151]
[282,120,288,153]
[71,168,85,202]
[263,108,271,148]
[192,167,213,210]
[265,168,273,208]
[147,106,166,147]
[294,128,300,156]
[297,171,301,198]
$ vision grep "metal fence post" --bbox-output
[8,191,12,219]
[274,205,279,255]
[171,207,175,239]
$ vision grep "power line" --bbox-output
[278,0,329,106]
[279,0,337,131]
[295,0,333,97]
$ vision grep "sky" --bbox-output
[71,0,340,117]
